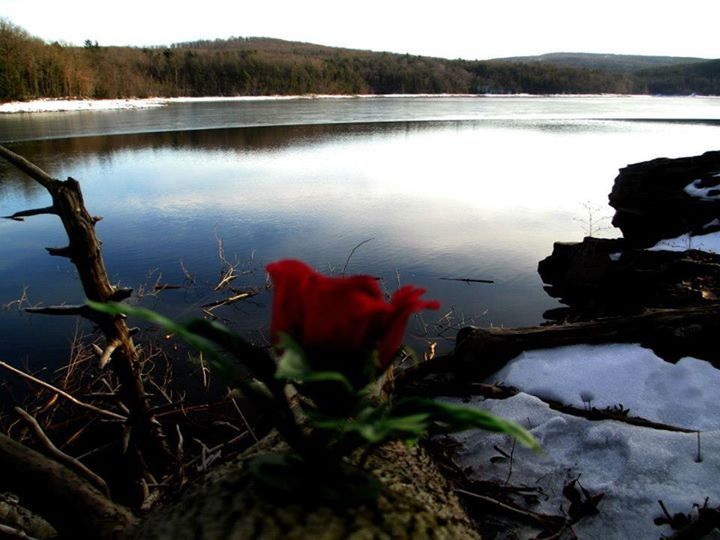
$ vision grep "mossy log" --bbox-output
[134,434,481,540]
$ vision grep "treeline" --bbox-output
[638,60,720,95]
[1,19,718,102]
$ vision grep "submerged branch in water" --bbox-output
[439,277,495,284]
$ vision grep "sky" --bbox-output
[1,0,718,60]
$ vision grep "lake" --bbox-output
[1,95,720,368]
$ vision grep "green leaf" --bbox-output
[393,397,540,452]
[311,407,430,445]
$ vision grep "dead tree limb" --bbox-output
[3,205,58,221]
[0,432,136,539]
[0,144,171,472]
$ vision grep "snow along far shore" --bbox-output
[0,95,481,114]
[0,93,659,114]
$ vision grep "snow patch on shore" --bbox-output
[446,393,720,540]
[648,230,720,254]
[684,178,720,200]
[0,98,168,114]
[487,343,720,431]
[0,94,481,114]
[0,93,667,114]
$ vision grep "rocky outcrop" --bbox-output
[538,237,720,321]
[537,150,720,322]
[609,150,720,247]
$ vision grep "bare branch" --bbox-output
[439,277,495,284]
[15,407,110,497]
[98,339,121,369]
[25,304,91,317]
[3,205,58,221]
[0,361,126,421]
[202,292,253,312]
[0,144,56,189]
[342,237,374,276]
[45,246,73,258]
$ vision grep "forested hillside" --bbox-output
[1,19,718,102]
[638,60,720,95]
[495,52,708,73]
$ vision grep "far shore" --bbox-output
[0,93,683,114]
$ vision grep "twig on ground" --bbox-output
[455,488,565,528]
[231,397,259,443]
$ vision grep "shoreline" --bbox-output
[0,93,698,114]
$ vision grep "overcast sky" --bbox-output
[1,0,718,60]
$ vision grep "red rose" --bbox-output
[266,259,439,369]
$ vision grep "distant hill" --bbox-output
[494,52,709,74]
[0,19,718,101]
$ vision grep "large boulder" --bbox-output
[609,150,720,247]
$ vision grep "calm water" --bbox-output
[1,96,720,368]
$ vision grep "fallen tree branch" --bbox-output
[455,488,565,529]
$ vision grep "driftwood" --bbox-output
[0,145,169,474]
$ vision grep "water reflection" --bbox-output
[1,111,720,369]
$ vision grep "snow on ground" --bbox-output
[444,342,720,537]
[648,230,720,254]
[0,94,480,114]
[446,393,720,540]
[486,343,720,430]
[0,98,168,113]
[685,178,720,200]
